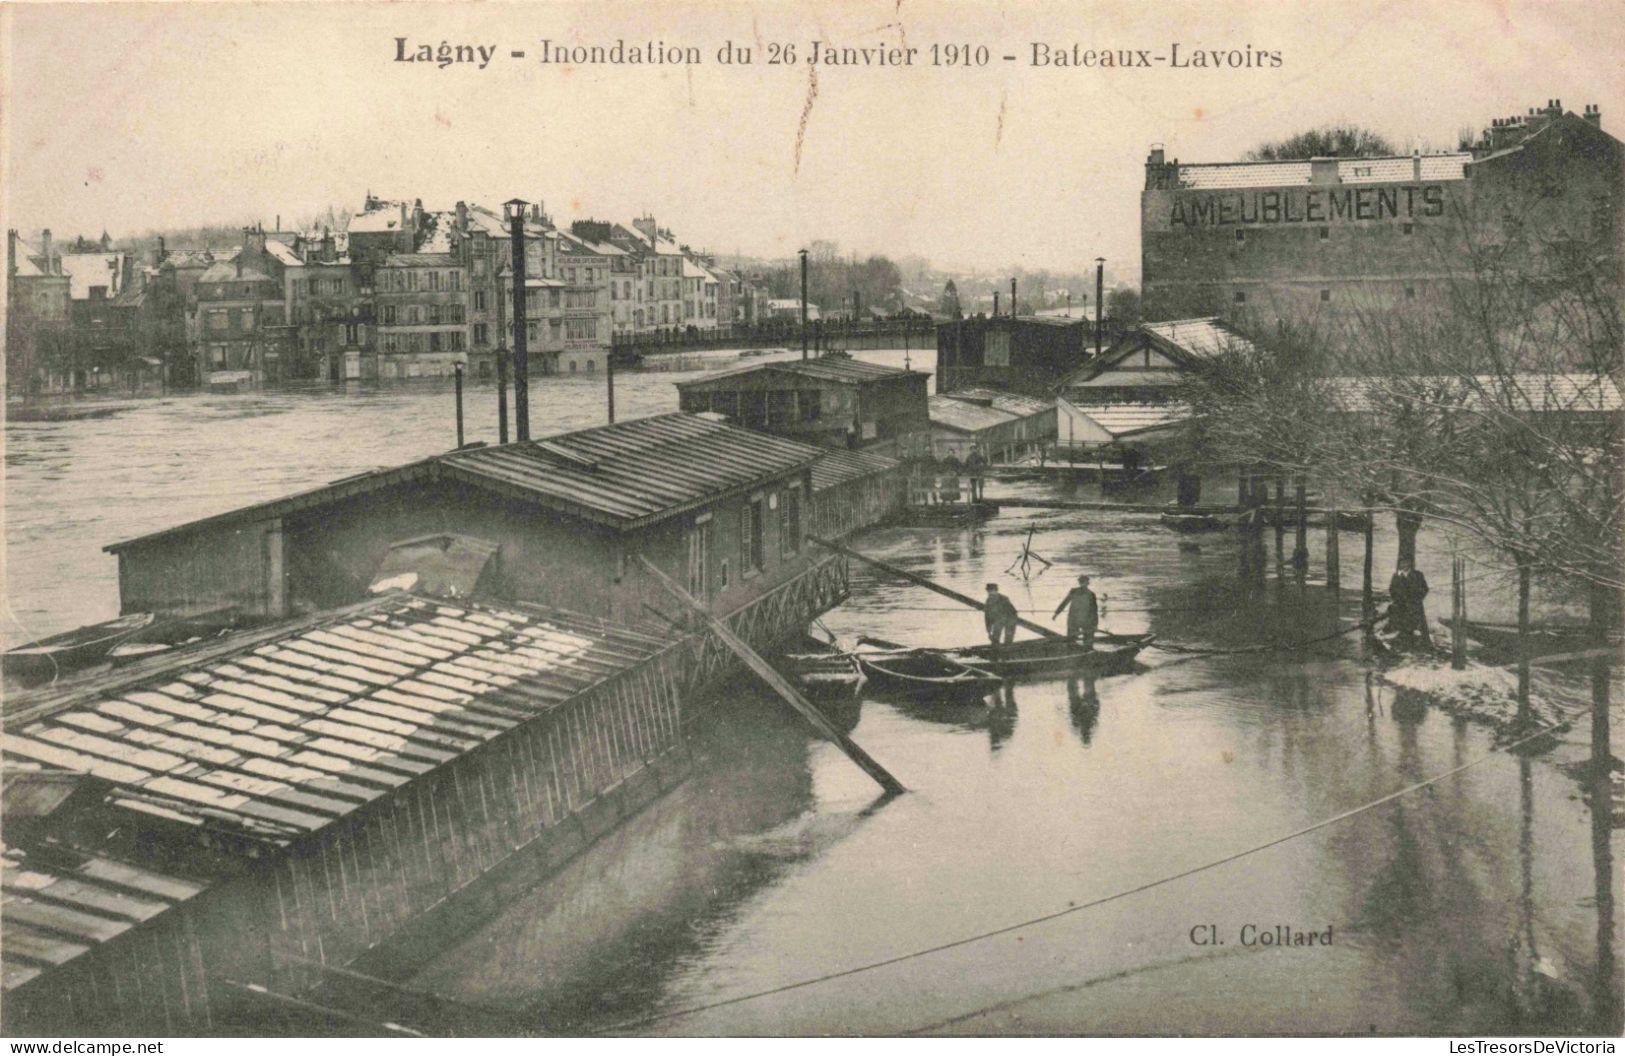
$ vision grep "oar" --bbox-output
[811,535,1139,646]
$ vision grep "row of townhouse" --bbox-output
[8,196,772,394]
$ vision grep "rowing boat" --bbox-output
[945,636,1151,678]
[1438,618,1622,662]
[854,651,1003,701]
[3,613,156,683]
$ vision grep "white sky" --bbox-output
[4,0,1623,278]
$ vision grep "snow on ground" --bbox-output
[1380,657,1563,733]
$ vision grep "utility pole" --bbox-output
[1094,257,1105,356]
[1011,277,1017,318]
[505,199,531,441]
[799,248,809,361]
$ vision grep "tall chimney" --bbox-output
[993,291,1000,316]
[42,229,53,270]
[1010,278,1017,317]
[7,229,16,277]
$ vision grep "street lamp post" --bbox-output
[504,199,531,442]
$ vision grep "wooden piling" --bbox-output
[1292,477,1309,572]
[1326,501,1341,590]
[1361,503,1375,649]
[636,554,905,796]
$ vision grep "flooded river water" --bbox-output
[5,348,1618,1035]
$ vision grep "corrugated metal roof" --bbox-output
[810,449,900,491]
[1176,154,1470,190]
[108,414,822,552]
[1064,401,1192,438]
[678,356,922,388]
[928,394,1018,434]
[944,388,1054,419]
[1,592,671,992]
[441,414,819,526]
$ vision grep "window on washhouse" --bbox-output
[781,486,802,556]
[740,498,765,574]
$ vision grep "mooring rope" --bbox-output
[588,711,1578,1036]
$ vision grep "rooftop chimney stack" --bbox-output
[1584,103,1603,127]
[41,229,53,271]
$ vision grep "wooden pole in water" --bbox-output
[1326,501,1341,590]
[635,555,904,796]
[1292,476,1309,572]
[1362,500,1375,647]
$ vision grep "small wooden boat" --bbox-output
[854,651,1003,701]
[1439,618,1622,662]
[3,613,156,682]
[948,636,1151,678]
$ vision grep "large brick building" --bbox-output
[1141,100,1623,327]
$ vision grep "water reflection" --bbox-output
[1067,675,1100,745]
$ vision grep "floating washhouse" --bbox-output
[1053,318,1251,458]
[934,315,1104,397]
[105,412,849,627]
[3,411,908,1033]
[2,593,688,1034]
[925,389,1054,463]
[673,355,930,455]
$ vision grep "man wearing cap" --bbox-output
[984,582,1019,653]
[1053,574,1099,650]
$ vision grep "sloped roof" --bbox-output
[440,414,818,526]
[1175,153,1470,190]
[810,448,900,491]
[678,355,922,388]
[944,387,1053,418]
[0,591,672,992]
[381,253,456,268]
[60,253,123,300]
[1061,399,1192,439]
[197,260,271,284]
[928,394,1018,433]
[107,413,820,553]
[264,241,305,267]
[1143,317,1256,360]
[347,204,410,234]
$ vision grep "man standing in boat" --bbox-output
[984,583,1019,654]
[1054,574,1099,650]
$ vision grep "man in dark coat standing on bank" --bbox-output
[1387,559,1432,649]
[1054,574,1099,650]
[985,583,1019,652]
